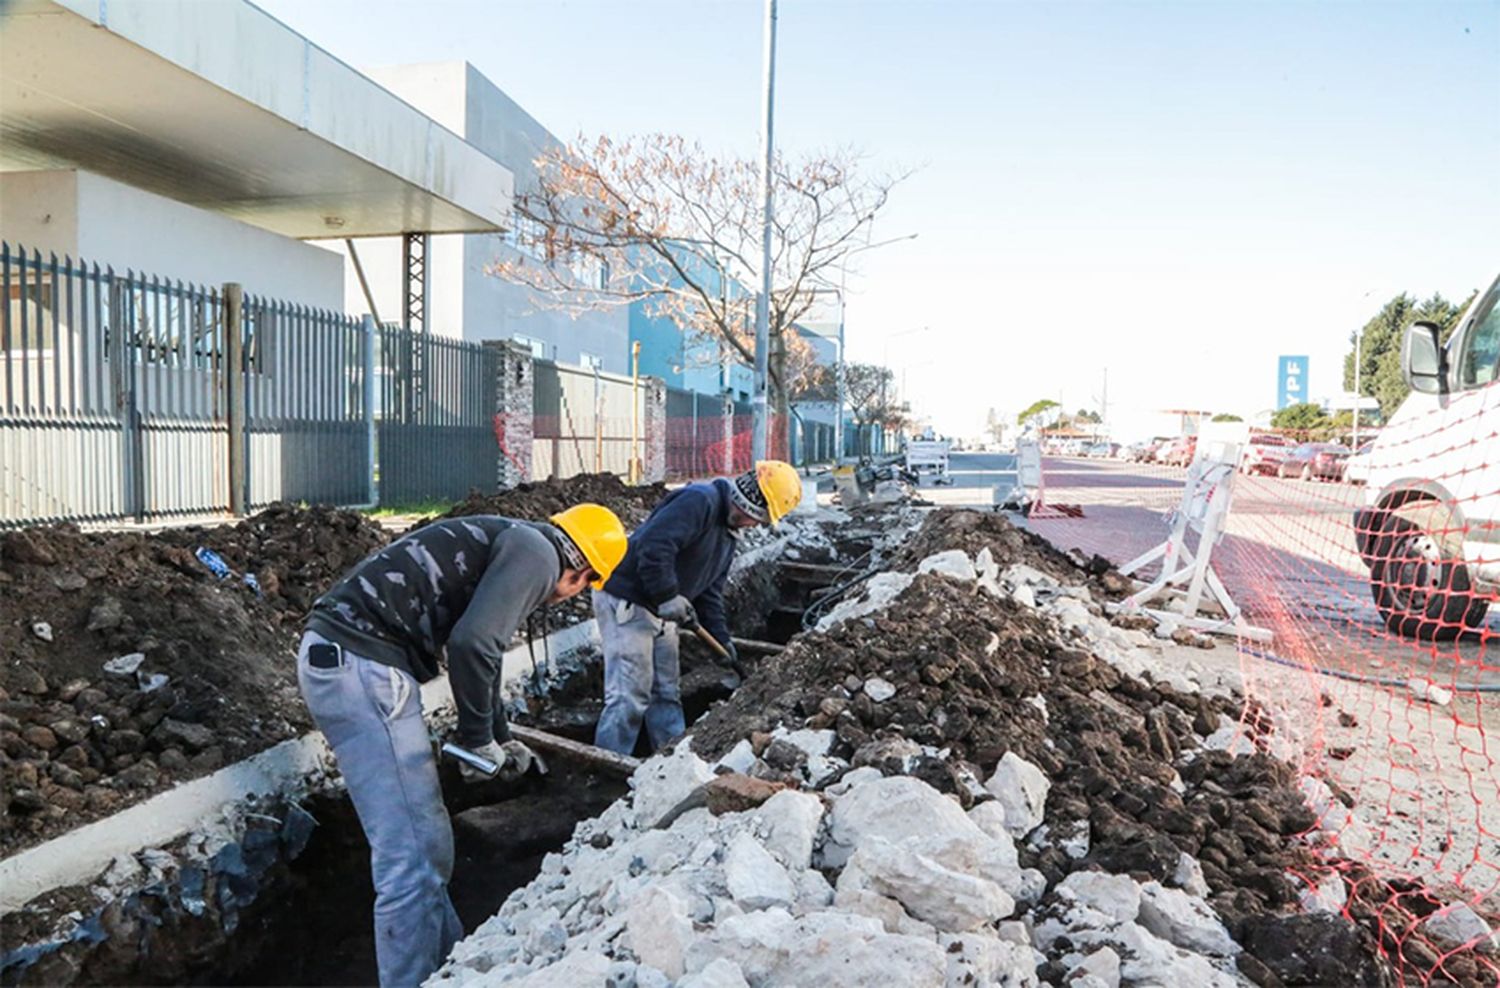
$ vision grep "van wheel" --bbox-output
[1300,464,1313,482]
[1368,512,1489,641]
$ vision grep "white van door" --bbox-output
[1447,277,1500,582]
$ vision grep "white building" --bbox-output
[321,62,631,374]
[1,0,511,302]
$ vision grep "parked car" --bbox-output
[1354,269,1499,640]
[1160,437,1197,467]
[1277,442,1350,481]
[1085,442,1120,458]
[1240,434,1292,476]
[1344,441,1375,485]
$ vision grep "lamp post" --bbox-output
[751,0,778,462]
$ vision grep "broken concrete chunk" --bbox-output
[1056,871,1142,925]
[507,949,612,987]
[1407,677,1454,707]
[826,775,987,868]
[1071,922,1237,988]
[837,835,1015,933]
[983,751,1050,838]
[632,744,716,828]
[715,739,757,775]
[1067,946,1121,988]
[1297,872,1347,915]
[1136,881,1238,957]
[755,789,825,870]
[103,652,146,677]
[1173,853,1210,898]
[917,549,977,582]
[86,596,125,632]
[724,832,795,911]
[625,885,694,979]
[1423,901,1499,951]
[939,931,1040,988]
[685,908,946,988]
[863,677,896,703]
[31,621,53,642]
[676,958,751,988]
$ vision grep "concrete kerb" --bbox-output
[0,530,794,920]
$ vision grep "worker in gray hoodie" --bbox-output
[299,504,627,987]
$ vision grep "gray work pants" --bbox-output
[297,630,463,988]
[592,589,684,755]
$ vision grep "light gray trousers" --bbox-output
[297,630,462,988]
[592,589,684,755]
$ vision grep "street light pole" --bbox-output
[1352,330,1361,448]
[751,0,778,462]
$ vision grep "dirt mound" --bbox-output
[436,473,667,529]
[692,572,1483,985]
[0,505,390,856]
[888,508,1130,593]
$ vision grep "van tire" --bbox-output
[1368,512,1489,641]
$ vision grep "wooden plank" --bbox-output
[509,724,641,778]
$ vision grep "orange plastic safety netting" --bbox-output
[1027,381,1499,984]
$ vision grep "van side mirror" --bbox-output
[1402,321,1447,394]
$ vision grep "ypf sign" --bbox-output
[1277,355,1308,409]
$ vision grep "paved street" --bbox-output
[927,451,1499,688]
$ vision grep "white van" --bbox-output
[1354,271,1500,641]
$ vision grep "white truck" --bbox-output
[1353,270,1500,641]
[905,437,953,485]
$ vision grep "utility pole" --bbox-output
[1352,331,1362,449]
[1101,367,1108,440]
[751,0,777,462]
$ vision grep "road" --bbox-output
[924,451,1498,688]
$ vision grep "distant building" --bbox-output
[324,61,630,372]
[0,2,507,304]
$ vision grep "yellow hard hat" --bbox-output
[550,503,628,589]
[755,459,802,527]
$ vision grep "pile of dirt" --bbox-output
[0,505,388,856]
[691,566,1486,986]
[886,508,1132,595]
[436,473,667,530]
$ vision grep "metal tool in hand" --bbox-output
[441,741,499,777]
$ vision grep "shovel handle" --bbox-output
[691,624,731,661]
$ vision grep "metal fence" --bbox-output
[533,359,645,482]
[377,324,498,504]
[1,243,372,526]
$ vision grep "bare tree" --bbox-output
[490,134,907,445]
[839,362,905,455]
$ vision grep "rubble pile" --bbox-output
[428,510,1492,987]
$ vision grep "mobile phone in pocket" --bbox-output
[308,642,343,669]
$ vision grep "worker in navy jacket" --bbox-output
[593,461,800,754]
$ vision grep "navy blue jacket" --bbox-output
[602,479,736,647]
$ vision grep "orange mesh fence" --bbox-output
[1028,385,1499,984]
[665,413,790,479]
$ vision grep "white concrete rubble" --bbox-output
[984,751,1050,838]
[1136,881,1238,957]
[724,832,796,910]
[1424,902,1499,951]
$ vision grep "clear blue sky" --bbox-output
[258,0,1499,436]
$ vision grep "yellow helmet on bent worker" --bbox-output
[751,459,803,527]
[550,503,628,589]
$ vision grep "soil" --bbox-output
[689,510,1495,987]
[0,476,674,859]
[434,474,667,530]
[0,505,387,856]
[886,508,1131,594]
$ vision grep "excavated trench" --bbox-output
[76,554,838,988]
